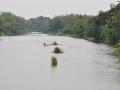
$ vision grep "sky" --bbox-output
[0,0,117,19]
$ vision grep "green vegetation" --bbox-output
[1,4,120,45]
[0,3,120,57]
[0,12,30,36]
[51,41,58,45]
[115,41,120,57]
[51,56,57,66]
[53,47,63,53]
[24,3,120,45]
[27,16,50,32]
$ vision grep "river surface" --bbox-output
[0,34,120,90]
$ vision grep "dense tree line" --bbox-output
[27,3,120,45]
[0,12,30,36]
[0,3,120,46]
[27,16,50,32]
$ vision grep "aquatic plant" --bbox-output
[53,47,63,53]
[51,56,57,66]
[52,41,58,45]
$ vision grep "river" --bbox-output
[0,34,120,90]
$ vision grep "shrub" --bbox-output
[51,56,57,66]
[53,47,63,53]
[52,41,58,45]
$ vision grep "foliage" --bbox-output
[0,12,30,36]
[115,41,120,58]
[53,47,63,53]
[51,41,58,45]
[27,16,50,32]
[0,3,120,47]
[41,3,120,45]
[51,56,57,66]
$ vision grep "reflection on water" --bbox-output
[0,34,120,90]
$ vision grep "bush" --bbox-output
[53,47,63,53]
[52,41,58,45]
[51,56,57,66]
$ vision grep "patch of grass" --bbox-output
[53,47,63,53]
[51,56,57,66]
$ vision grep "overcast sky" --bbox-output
[0,0,117,19]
